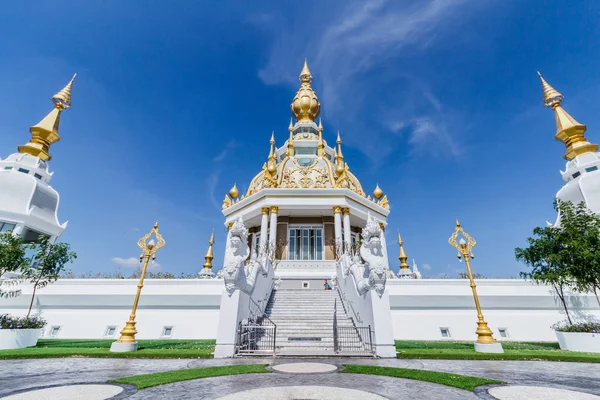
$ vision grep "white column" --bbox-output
[269,206,278,247]
[259,207,269,254]
[342,207,351,250]
[333,206,342,248]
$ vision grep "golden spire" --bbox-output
[537,72,598,160]
[291,59,321,123]
[267,133,277,175]
[18,74,76,161]
[373,184,383,199]
[398,232,410,270]
[317,119,325,156]
[335,131,345,175]
[203,230,215,269]
[287,121,295,156]
[229,184,239,199]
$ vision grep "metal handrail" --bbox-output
[333,298,339,353]
[335,285,362,324]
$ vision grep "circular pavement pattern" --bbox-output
[216,385,387,400]
[489,385,600,400]
[272,363,337,373]
[2,384,123,400]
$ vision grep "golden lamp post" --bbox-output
[110,221,165,353]
[448,220,503,353]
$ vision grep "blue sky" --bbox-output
[1,1,599,277]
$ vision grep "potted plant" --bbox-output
[0,314,46,349]
[554,321,600,353]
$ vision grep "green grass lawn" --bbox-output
[110,364,270,389]
[396,340,600,363]
[342,364,503,391]
[0,339,216,360]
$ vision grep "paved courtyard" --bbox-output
[0,357,599,399]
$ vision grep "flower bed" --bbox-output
[0,315,46,350]
[554,322,600,353]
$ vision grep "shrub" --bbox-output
[553,321,600,333]
[0,314,46,329]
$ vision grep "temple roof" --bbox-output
[222,61,388,211]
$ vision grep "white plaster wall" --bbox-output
[0,279,224,340]
[387,279,600,341]
[2,278,599,342]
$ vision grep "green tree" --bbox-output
[516,212,573,324]
[0,232,29,298]
[23,236,76,317]
[556,200,600,307]
[515,200,600,324]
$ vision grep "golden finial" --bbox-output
[537,72,597,160]
[203,230,215,269]
[229,184,239,199]
[398,231,409,270]
[287,126,294,156]
[52,73,76,109]
[300,58,312,82]
[18,74,76,161]
[335,131,345,176]
[267,134,277,175]
[537,71,563,108]
[317,119,325,156]
[373,184,383,199]
[291,59,321,122]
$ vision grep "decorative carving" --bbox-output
[337,214,388,297]
[222,194,232,210]
[379,195,389,209]
[222,217,250,296]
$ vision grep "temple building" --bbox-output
[538,73,600,223]
[1,68,600,356]
[220,60,393,286]
[0,75,75,243]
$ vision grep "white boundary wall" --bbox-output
[1,278,599,342]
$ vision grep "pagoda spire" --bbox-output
[291,59,321,123]
[537,72,598,160]
[203,230,215,269]
[398,232,410,271]
[18,74,76,161]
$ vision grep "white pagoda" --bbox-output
[537,73,600,223]
[0,75,75,243]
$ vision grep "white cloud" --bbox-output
[253,0,479,161]
[207,172,221,211]
[111,257,161,269]
[213,139,239,162]
[422,263,432,271]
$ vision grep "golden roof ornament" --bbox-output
[18,74,76,161]
[267,132,277,175]
[287,119,295,156]
[291,59,321,123]
[335,131,345,176]
[537,72,598,160]
[317,119,325,156]
[228,184,239,199]
[380,195,389,209]
[398,232,410,270]
[373,184,383,200]
[203,230,215,269]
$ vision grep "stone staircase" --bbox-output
[262,288,369,356]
